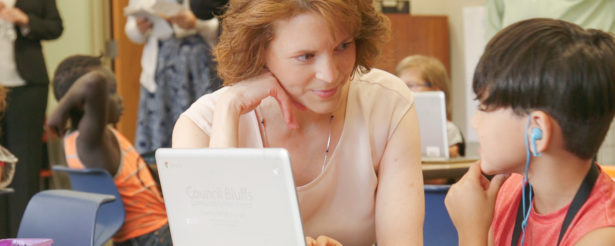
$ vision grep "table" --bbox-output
[422,157,478,180]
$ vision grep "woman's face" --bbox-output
[265,12,356,114]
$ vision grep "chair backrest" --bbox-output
[52,166,125,246]
[18,189,116,246]
[424,184,458,246]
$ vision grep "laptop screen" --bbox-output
[413,91,450,158]
[155,148,306,246]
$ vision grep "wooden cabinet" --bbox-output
[375,14,450,75]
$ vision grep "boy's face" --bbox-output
[471,106,527,174]
[100,67,123,124]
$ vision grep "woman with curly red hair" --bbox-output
[173,1,424,245]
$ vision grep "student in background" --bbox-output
[396,55,464,157]
[48,55,171,246]
[0,0,63,237]
[124,0,221,155]
[172,0,424,245]
[445,18,615,245]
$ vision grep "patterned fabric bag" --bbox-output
[0,144,18,189]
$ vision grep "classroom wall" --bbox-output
[412,0,486,156]
[42,0,109,115]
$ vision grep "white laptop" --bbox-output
[413,91,450,159]
[155,148,306,246]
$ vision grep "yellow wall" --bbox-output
[42,0,108,115]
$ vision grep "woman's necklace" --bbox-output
[257,107,334,174]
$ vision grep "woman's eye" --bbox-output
[336,41,354,51]
[296,54,315,62]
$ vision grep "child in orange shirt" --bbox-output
[48,55,171,245]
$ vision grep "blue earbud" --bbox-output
[530,127,543,157]
[521,117,541,245]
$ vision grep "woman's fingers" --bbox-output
[315,235,342,246]
[269,87,299,129]
[305,236,317,245]
[226,71,311,129]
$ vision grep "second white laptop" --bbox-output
[413,91,450,158]
[155,148,306,246]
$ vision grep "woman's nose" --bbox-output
[315,56,338,83]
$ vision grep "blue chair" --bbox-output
[52,166,125,246]
[424,184,458,246]
[18,189,116,246]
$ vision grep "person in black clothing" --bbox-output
[0,0,63,237]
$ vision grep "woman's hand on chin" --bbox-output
[222,72,305,129]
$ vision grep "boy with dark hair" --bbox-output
[48,55,172,245]
[445,18,615,245]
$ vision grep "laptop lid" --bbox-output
[413,91,450,158]
[155,148,306,246]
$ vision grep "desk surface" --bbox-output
[422,157,477,180]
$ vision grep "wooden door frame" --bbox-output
[110,0,143,142]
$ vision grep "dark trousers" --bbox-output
[0,84,48,237]
[114,224,173,246]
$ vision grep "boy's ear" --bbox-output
[530,111,553,155]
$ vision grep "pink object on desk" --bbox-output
[0,239,53,246]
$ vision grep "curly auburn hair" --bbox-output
[214,0,390,85]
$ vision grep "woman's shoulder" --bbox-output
[187,87,228,111]
[351,68,413,102]
[181,87,229,131]
[344,69,415,138]
[349,68,414,110]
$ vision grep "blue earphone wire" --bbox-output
[520,117,534,245]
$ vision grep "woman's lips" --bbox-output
[313,87,338,98]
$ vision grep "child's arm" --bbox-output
[48,70,120,174]
[575,227,615,245]
[444,162,507,246]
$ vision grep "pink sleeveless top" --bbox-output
[492,165,615,246]
[182,69,415,246]
[64,128,168,242]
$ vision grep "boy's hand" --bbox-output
[47,110,69,137]
[305,235,342,246]
[47,103,84,137]
[444,161,507,245]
